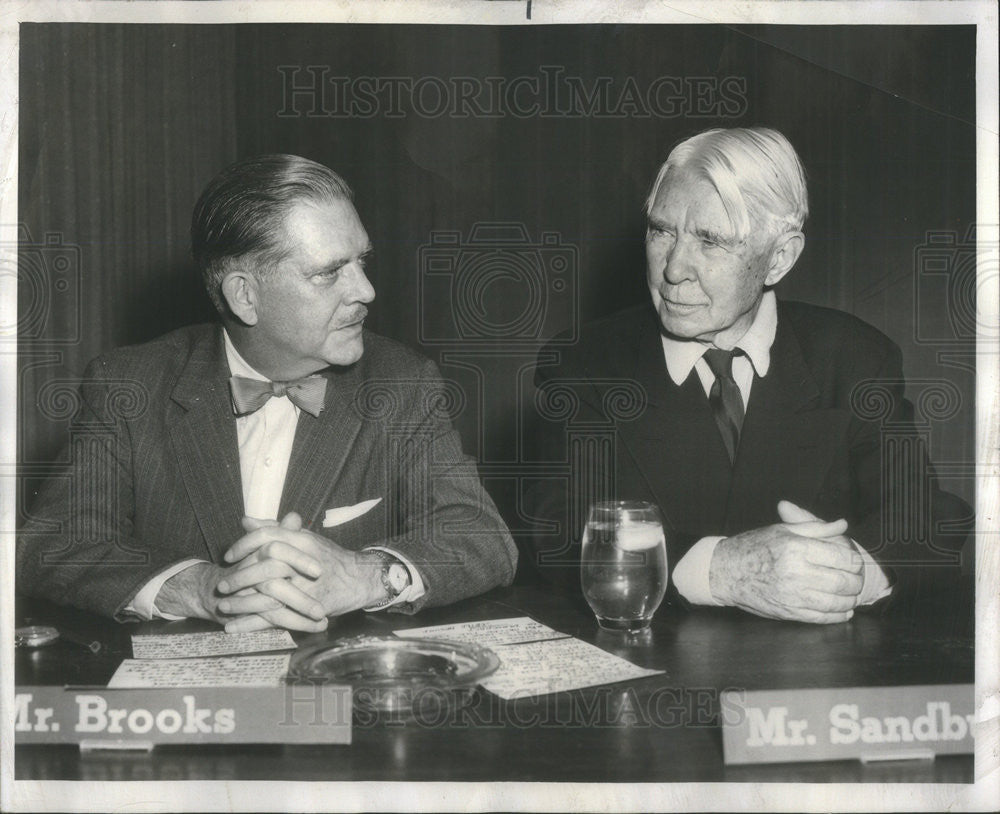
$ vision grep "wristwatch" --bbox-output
[367,550,412,608]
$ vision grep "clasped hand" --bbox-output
[708,501,865,624]
[211,512,383,633]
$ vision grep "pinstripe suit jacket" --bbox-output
[17,324,517,620]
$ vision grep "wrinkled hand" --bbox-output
[217,512,384,633]
[708,501,864,624]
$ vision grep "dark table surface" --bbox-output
[15,578,974,783]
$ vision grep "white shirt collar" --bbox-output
[660,290,778,386]
[223,329,270,382]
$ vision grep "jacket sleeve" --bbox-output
[845,339,972,601]
[16,357,187,620]
[365,358,518,612]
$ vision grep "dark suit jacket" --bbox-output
[17,325,518,620]
[525,299,970,597]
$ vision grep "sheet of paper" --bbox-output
[394,616,567,648]
[480,637,663,700]
[108,654,291,688]
[131,630,296,660]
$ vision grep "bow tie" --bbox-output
[229,374,327,418]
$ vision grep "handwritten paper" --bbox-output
[131,630,296,660]
[480,637,663,700]
[394,617,664,699]
[395,616,566,648]
[108,654,291,688]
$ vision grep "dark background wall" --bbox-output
[17,23,977,534]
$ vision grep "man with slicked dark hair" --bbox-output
[18,154,517,631]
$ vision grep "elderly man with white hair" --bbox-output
[527,126,969,623]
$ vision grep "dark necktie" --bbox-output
[229,375,327,418]
[702,348,745,463]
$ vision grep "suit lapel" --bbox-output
[726,306,828,532]
[611,301,836,537]
[278,363,364,530]
[613,312,733,535]
[167,327,245,562]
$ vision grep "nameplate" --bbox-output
[15,686,351,746]
[721,684,974,765]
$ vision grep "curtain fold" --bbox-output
[18,24,238,477]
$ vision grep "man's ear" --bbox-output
[763,230,805,287]
[221,268,260,326]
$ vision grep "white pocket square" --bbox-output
[323,498,382,528]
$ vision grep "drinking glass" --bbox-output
[580,501,668,632]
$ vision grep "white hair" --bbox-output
[644,127,809,242]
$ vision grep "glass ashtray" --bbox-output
[287,635,500,718]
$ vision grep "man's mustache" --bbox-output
[335,307,369,328]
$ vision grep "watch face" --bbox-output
[387,563,409,594]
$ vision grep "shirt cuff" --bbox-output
[672,536,726,606]
[853,540,893,605]
[361,546,426,610]
[124,559,208,621]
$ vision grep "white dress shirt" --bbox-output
[127,330,424,619]
[663,292,891,607]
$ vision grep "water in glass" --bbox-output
[581,502,667,632]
